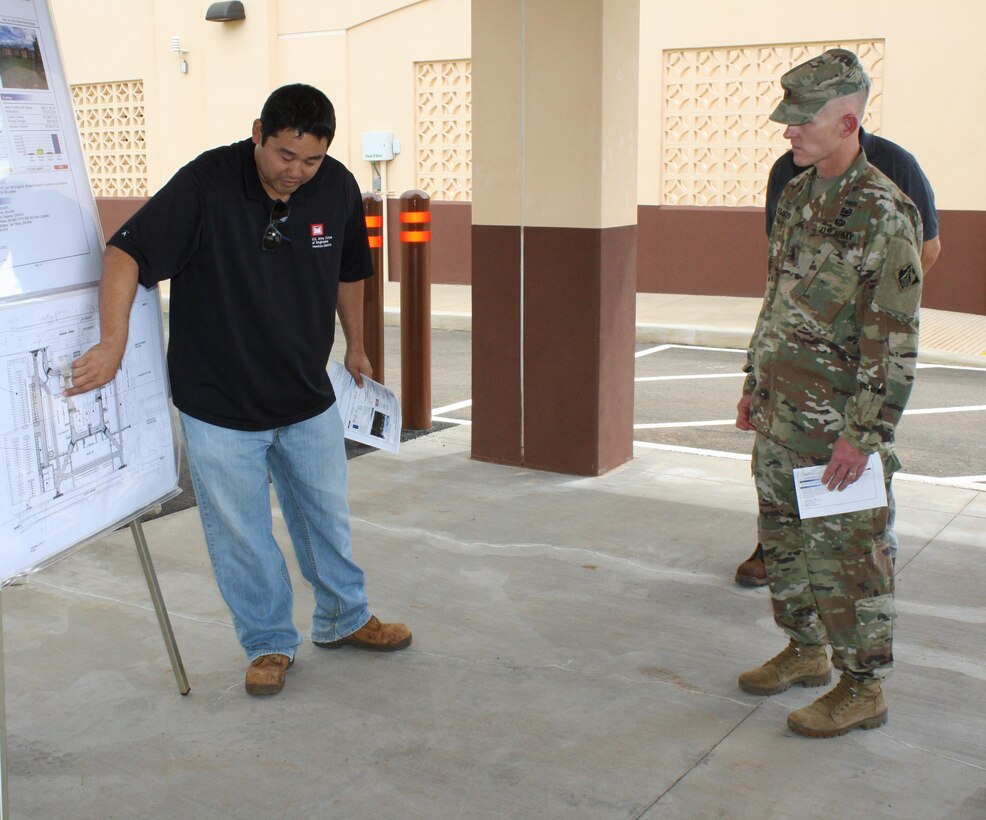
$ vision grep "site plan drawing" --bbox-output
[0,285,177,582]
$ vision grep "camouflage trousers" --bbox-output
[752,433,896,680]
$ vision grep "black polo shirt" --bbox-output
[765,127,939,241]
[109,138,372,430]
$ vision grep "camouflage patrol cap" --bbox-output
[769,49,870,125]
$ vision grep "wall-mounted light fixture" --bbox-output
[170,35,189,74]
[205,1,246,22]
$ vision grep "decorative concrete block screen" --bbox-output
[662,41,883,206]
[70,79,147,197]
[415,59,472,201]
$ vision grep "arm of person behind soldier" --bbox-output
[764,160,782,236]
[738,287,775,430]
[65,246,140,396]
[735,393,754,431]
[836,227,922,475]
[738,238,784,427]
[888,154,940,272]
[336,279,370,388]
[921,235,941,272]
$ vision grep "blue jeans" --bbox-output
[180,407,371,661]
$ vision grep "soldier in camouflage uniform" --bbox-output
[734,49,923,737]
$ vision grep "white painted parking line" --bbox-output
[916,363,986,372]
[632,441,751,460]
[630,445,986,490]
[665,344,746,354]
[634,419,734,429]
[432,416,472,426]
[635,344,747,358]
[902,405,986,416]
[433,399,473,414]
[632,404,986,431]
[895,473,986,491]
[629,345,986,490]
[635,344,673,358]
[635,373,745,382]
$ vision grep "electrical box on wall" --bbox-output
[361,131,398,161]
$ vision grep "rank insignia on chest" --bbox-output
[897,264,919,290]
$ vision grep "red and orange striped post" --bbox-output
[361,192,385,383]
[399,189,431,430]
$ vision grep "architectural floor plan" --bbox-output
[0,284,176,581]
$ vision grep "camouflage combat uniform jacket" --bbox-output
[743,150,923,461]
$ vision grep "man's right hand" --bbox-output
[735,394,755,431]
[64,245,141,397]
[65,340,125,396]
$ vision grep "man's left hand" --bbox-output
[344,347,372,388]
[822,438,869,491]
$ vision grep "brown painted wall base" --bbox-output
[387,199,472,285]
[925,211,986,314]
[97,198,986,316]
[471,223,637,476]
[637,206,767,297]
[96,197,148,241]
[636,205,986,314]
[471,225,522,466]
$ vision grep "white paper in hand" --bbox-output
[328,361,402,454]
[793,452,887,519]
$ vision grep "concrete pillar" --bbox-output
[471,0,639,475]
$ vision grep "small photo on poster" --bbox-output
[0,24,48,91]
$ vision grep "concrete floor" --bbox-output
[5,423,986,819]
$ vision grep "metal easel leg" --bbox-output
[130,520,190,695]
[0,593,9,819]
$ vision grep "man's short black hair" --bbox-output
[259,83,335,146]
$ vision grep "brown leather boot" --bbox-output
[314,615,412,652]
[245,653,293,696]
[738,640,831,695]
[787,672,887,737]
[735,543,768,587]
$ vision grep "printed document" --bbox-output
[329,360,401,454]
[793,452,887,519]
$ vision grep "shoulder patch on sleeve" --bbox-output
[873,236,922,322]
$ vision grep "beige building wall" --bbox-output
[50,0,470,198]
[51,0,982,210]
[638,0,986,210]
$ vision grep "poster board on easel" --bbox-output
[0,2,187,813]
[0,0,179,584]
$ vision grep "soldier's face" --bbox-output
[782,105,844,174]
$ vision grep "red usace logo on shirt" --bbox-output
[310,223,333,249]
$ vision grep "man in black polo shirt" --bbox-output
[67,84,411,696]
[734,126,942,588]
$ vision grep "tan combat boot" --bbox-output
[787,671,887,738]
[738,639,831,695]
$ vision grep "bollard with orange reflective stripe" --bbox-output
[399,209,432,243]
[361,192,385,384]
[399,190,431,431]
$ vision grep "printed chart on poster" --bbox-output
[0,0,104,298]
[0,285,175,581]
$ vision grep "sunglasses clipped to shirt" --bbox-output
[262,199,291,251]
